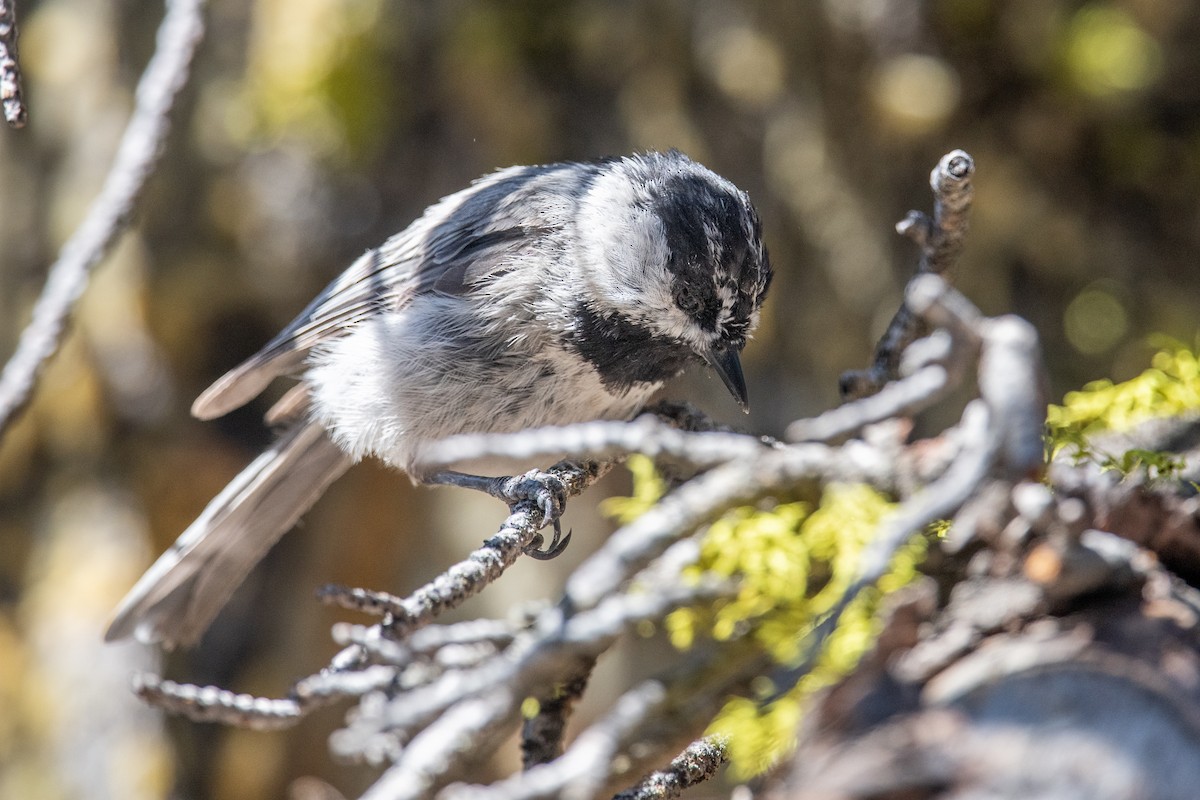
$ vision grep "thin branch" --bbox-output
[137,462,611,730]
[611,737,728,800]
[840,150,975,399]
[133,673,303,731]
[351,579,733,800]
[317,584,414,617]
[382,461,611,639]
[789,274,984,443]
[444,681,671,800]
[332,618,516,661]
[133,660,417,731]
[788,363,948,443]
[141,458,675,737]
[424,415,771,473]
[0,0,25,128]
[445,647,749,800]
[585,643,774,800]
[563,441,895,613]
[357,691,520,800]
[0,0,207,440]
[771,294,1044,698]
[913,150,975,274]
[521,658,595,769]
[976,315,1046,475]
[337,579,733,757]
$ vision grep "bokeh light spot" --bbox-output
[1064,283,1129,355]
[1065,5,1163,96]
[872,54,960,136]
[704,25,785,110]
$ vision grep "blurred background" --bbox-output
[1,0,1198,797]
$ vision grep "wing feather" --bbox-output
[192,163,565,421]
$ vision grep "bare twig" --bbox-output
[611,737,728,800]
[564,441,894,612]
[0,0,24,128]
[139,463,726,739]
[840,150,974,399]
[133,661,412,730]
[351,580,734,800]
[133,673,303,731]
[445,681,672,800]
[338,579,734,761]
[976,316,1046,475]
[0,0,207,440]
[318,584,413,617]
[137,462,611,731]
[425,415,771,473]
[768,398,1001,701]
[788,363,948,443]
[789,274,983,443]
[381,461,611,638]
[908,150,975,275]
[772,289,1045,699]
[332,618,517,659]
[522,658,595,769]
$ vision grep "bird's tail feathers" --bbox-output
[105,422,352,649]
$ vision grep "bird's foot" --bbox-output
[494,470,571,559]
[426,469,572,559]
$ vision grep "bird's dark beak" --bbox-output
[704,348,750,413]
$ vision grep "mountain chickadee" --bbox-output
[106,150,773,648]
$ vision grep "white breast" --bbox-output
[304,297,659,477]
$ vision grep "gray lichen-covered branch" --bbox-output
[0,0,25,128]
[840,149,975,400]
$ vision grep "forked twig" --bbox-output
[840,150,974,399]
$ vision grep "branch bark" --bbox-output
[840,150,974,399]
[0,0,25,128]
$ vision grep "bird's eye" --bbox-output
[739,264,759,294]
[675,286,705,317]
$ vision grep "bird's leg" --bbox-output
[424,469,571,559]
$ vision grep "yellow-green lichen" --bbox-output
[1046,340,1200,478]
[605,460,927,778]
[598,454,668,524]
[699,484,926,778]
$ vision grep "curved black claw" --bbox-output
[497,470,572,559]
[525,521,572,560]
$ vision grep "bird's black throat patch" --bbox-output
[568,303,694,393]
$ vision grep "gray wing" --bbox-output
[191,164,568,420]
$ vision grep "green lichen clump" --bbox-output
[603,458,927,778]
[1046,341,1200,477]
[694,485,925,778]
[598,454,669,525]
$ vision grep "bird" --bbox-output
[105,149,773,648]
